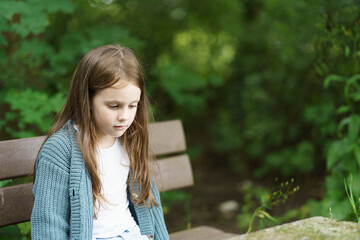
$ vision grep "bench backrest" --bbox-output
[0,120,193,227]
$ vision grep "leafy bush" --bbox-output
[2,0,360,236]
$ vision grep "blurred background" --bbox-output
[1,0,360,239]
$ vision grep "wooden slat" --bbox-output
[0,183,33,227]
[0,155,193,226]
[0,120,186,180]
[153,154,194,192]
[0,119,190,227]
[0,136,46,180]
[170,226,237,240]
[149,120,186,156]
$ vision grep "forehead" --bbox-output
[94,81,141,101]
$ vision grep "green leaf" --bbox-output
[355,145,360,169]
[5,111,17,121]
[336,105,350,114]
[4,88,66,137]
[0,0,75,37]
[349,115,360,142]
[325,175,345,199]
[209,74,224,87]
[0,179,12,188]
[0,2,27,21]
[330,198,352,220]
[324,74,345,88]
[344,174,359,220]
[17,222,31,235]
[41,0,75,13]
[337,116,351,135]
[152,63,208,112]
[345,74,360,102]
[257,209,278,223]
[346,74,360,90]
[345,46,350,58]
[327,139,353,170]
[14,39,54,68]
[349,92,360,101]
[351,172,360,197]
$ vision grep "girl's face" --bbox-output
[91,81,141,148]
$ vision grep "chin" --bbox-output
[115,132,126,138]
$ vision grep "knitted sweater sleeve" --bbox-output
[151,179,170,240]
[31,136,71,240]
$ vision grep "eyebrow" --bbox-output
[104,100,140,104]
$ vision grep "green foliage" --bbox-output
[0,222,30,240]
[0,0,143,140]
[17,222,31,238]
[0,0,75,38]
[237,178,300,233]
[2,88,65,138]
[314,25,360,221]
[237,183,269,231]
[151,63,209,116]
[160,190,192,226]
[207,0,337,176]
[344,174,360,223]
[2,0,360,235]
[303,103,337,136]
[254,141,316,178]
[0,179,12,188]
[316,71,360,222]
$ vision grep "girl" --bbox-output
[31,45,169,240]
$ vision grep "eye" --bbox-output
[108,105,118,109]
[129,104,138,109]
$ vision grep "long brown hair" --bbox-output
[43,44,156,215]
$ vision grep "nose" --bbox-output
[118,107,129,121]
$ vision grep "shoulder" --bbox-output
[37,121,77,173]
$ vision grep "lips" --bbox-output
[114,125,128,130]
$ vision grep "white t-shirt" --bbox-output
[92,138,137,238]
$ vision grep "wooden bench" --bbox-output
[0,119,236,239]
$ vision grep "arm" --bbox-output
[151,180,170,240]
[31,153,70,239]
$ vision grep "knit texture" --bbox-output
[31,121,169,240]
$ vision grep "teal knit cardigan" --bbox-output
[31,121,169,240]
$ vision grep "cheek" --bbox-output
[130,109,138,121]
[94,109,112,124]
[93,112,104,128]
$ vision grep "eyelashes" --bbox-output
[108,105,138,109]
